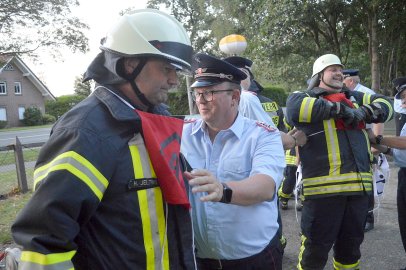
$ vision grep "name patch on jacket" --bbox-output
[128,178,159,190]
[256,121,276,132]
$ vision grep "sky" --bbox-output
[27,0,150,97]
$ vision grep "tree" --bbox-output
[45,95,85,119]
[149,0,405,95]
[0,0,89,57]
[73,76,92,97]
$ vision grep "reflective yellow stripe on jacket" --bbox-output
[303,172,372,196]
[302,119,372,196]
[129,133,169,270]
[299,97,316,123]
[285,150,296,166]
[373,98,394,122]
[19,250,75,270]
[33,151,109,201]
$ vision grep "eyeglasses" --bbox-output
[191,89,234,102]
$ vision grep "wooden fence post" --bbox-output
[13,136,28,193]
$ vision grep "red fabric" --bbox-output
[136,110,190,208]
[323,93,365,130]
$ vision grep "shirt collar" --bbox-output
[191,112,244,139]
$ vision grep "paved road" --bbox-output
[281,162,406,269]
[0,127,51,147]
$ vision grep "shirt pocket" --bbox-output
[184,153,205,170]
[223,157,251,180]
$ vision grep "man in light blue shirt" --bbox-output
[181,53,285,270]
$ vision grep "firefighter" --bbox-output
[286,54,393,270]
[11,9,197,270]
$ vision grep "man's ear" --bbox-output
[232,89,241,105]
[123,58,140,76]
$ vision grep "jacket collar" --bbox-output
[94,85,141,122]
[311,86,350,98]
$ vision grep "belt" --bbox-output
[197,233,280,269]
[197,256,246,269]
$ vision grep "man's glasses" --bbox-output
[191,89,234,102]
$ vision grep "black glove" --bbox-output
[330,102,367,127]
[361,103,383,123]
[350,106,368,127]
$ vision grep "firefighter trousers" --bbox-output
[298,195,368,270]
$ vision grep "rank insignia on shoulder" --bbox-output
[256,121,276,132]
[184,118,197,124]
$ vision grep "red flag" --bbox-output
[135,109,190,208]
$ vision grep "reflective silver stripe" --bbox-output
[299,97,315,123]
[324,119,340,175]
[19,250,75,270]
[363,93,371,105]
[303,172,372,186]
[20,260,74,270]
[305,183,372,196]
[373,98,394,122]
[129,134,169,270]
[33,151,108,201]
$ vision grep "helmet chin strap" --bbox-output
[321,73,342,90]
[127,58,155,112]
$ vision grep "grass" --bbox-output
[0,124,52,133]
[0,149,37,245]
[0,192,33,244]
[0,147,40,166]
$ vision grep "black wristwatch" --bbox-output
[375,135,383,145]
[219,183,233,204]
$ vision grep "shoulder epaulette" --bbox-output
[256,121,277,132]
[184,118,197,124]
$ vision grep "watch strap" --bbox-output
[219,183,232,203]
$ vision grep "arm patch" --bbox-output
[256,121,277,132]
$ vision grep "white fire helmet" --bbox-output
[311,54,343,77]
[100,9,193,72]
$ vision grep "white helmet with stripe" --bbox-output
[100,9,193,72]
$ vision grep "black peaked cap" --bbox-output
[191,53,247,88]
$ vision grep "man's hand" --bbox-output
[335,103,367,128]
[288,128,307,147]
[184,169,223,202]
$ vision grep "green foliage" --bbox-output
[74,76,92,97]
[261,85,289,107]
[46,95,85,119]
[0,121,7,129]
[0,0,89,57]
[167,91,189,115]
[148,0,406,95]
[42,113,56,124]
[22,107,43,126]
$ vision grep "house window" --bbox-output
[4,64,14,71]
[0,82,6,95]
[14,82,22,95]
[0,107,6,121]
[18,107,25,120]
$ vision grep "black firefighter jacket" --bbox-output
[11,86,196,270]
[286,87,393,200]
